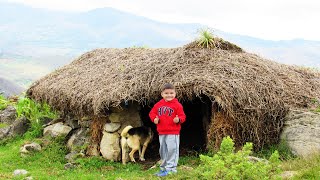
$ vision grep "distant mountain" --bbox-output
[0,2,319,86]
[0,77,24,97]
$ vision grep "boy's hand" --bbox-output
[154,116,159,124]
[173,115,180,123]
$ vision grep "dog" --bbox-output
[121,125,153,165]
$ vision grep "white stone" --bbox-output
[104,123,121,133]
[43,122,72,137]
[100,131,120,161]
[281,110,320,157]
[13,169,28,176]
[20,142,41,154]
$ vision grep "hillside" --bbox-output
[0,77,24,97]
[1,2,320,87]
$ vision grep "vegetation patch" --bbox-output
[0,94,9,110]
[15,97,58,139]
[192,136,282,179]
[0,123,9,128]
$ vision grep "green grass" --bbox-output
[281,153,320,179]
[0,94,9,110]
[0,136,199,180]
[0,123,9,128]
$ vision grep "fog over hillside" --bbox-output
[1,2,319,87]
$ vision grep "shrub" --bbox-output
[197,28,216,48]
[194,136,281,179]
[15,97,58,139]
[0,95,9,110]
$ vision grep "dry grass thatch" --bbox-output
[27,40,320,149]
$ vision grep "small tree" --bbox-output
[194,136,282,179]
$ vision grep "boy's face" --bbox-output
[161,89,176,102]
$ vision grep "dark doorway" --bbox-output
[180,95,212,151]
[139,95,212,157]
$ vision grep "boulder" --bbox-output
[108,102,143,133]
[100,131,121,161]
[0,116,30,139]
[104,123,121,133]
[66,128,90,152]
[64,116,80,129]
[0,126,10,139]
[9,116,29,136]
[281,110,320,157]
[0,106,16,124]
[20,142,41,155]
[43,122,72,137]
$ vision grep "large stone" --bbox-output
[0,116,30,139]
[100,131,120,161]
[281,110,320,157]
[66,128,90,152]
[108,113,120,123]
[0,126,10,139]
[108,102,143,134]
[64,116,80,129]
[9,116,29,136]
[0,106,16,124]
[20,142,41,155]
[43,122,72,137]
[104,123,121,133]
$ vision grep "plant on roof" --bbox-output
[197,28,218,48]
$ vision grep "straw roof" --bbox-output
[27,40,320,148]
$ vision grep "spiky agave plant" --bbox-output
[197,29,217,48]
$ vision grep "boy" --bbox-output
[149,83,186,177]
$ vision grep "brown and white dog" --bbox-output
[121,125,153,165]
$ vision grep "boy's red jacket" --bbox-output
[149,98,186,135]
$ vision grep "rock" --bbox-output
[104,123,121,133]
[0,106,16,124]
[25,177,33,180]
[109,102,143,134]
[20,142,41,154]
[65,152,78,163]
[9,116,29,136]
[280,171,297,179]
[66,128,90,152]
[40,116,54,126]
[43,122,72,137]
[65,116,80,129]
[13,169,28,176]
[78,119,92,128]
[0,116,30,139]
[281,110,320,157]
[65,152,85,163]
[100,131,120,161]
[64,162,77,170]
[109,113,120,123]
[0,126,10,139]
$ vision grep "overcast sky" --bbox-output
[4,0,320,41]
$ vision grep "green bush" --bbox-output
[15,97,58,139]
[0,95,9,110]
[194,136,282,180]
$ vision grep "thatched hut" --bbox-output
[27,40,320,152]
